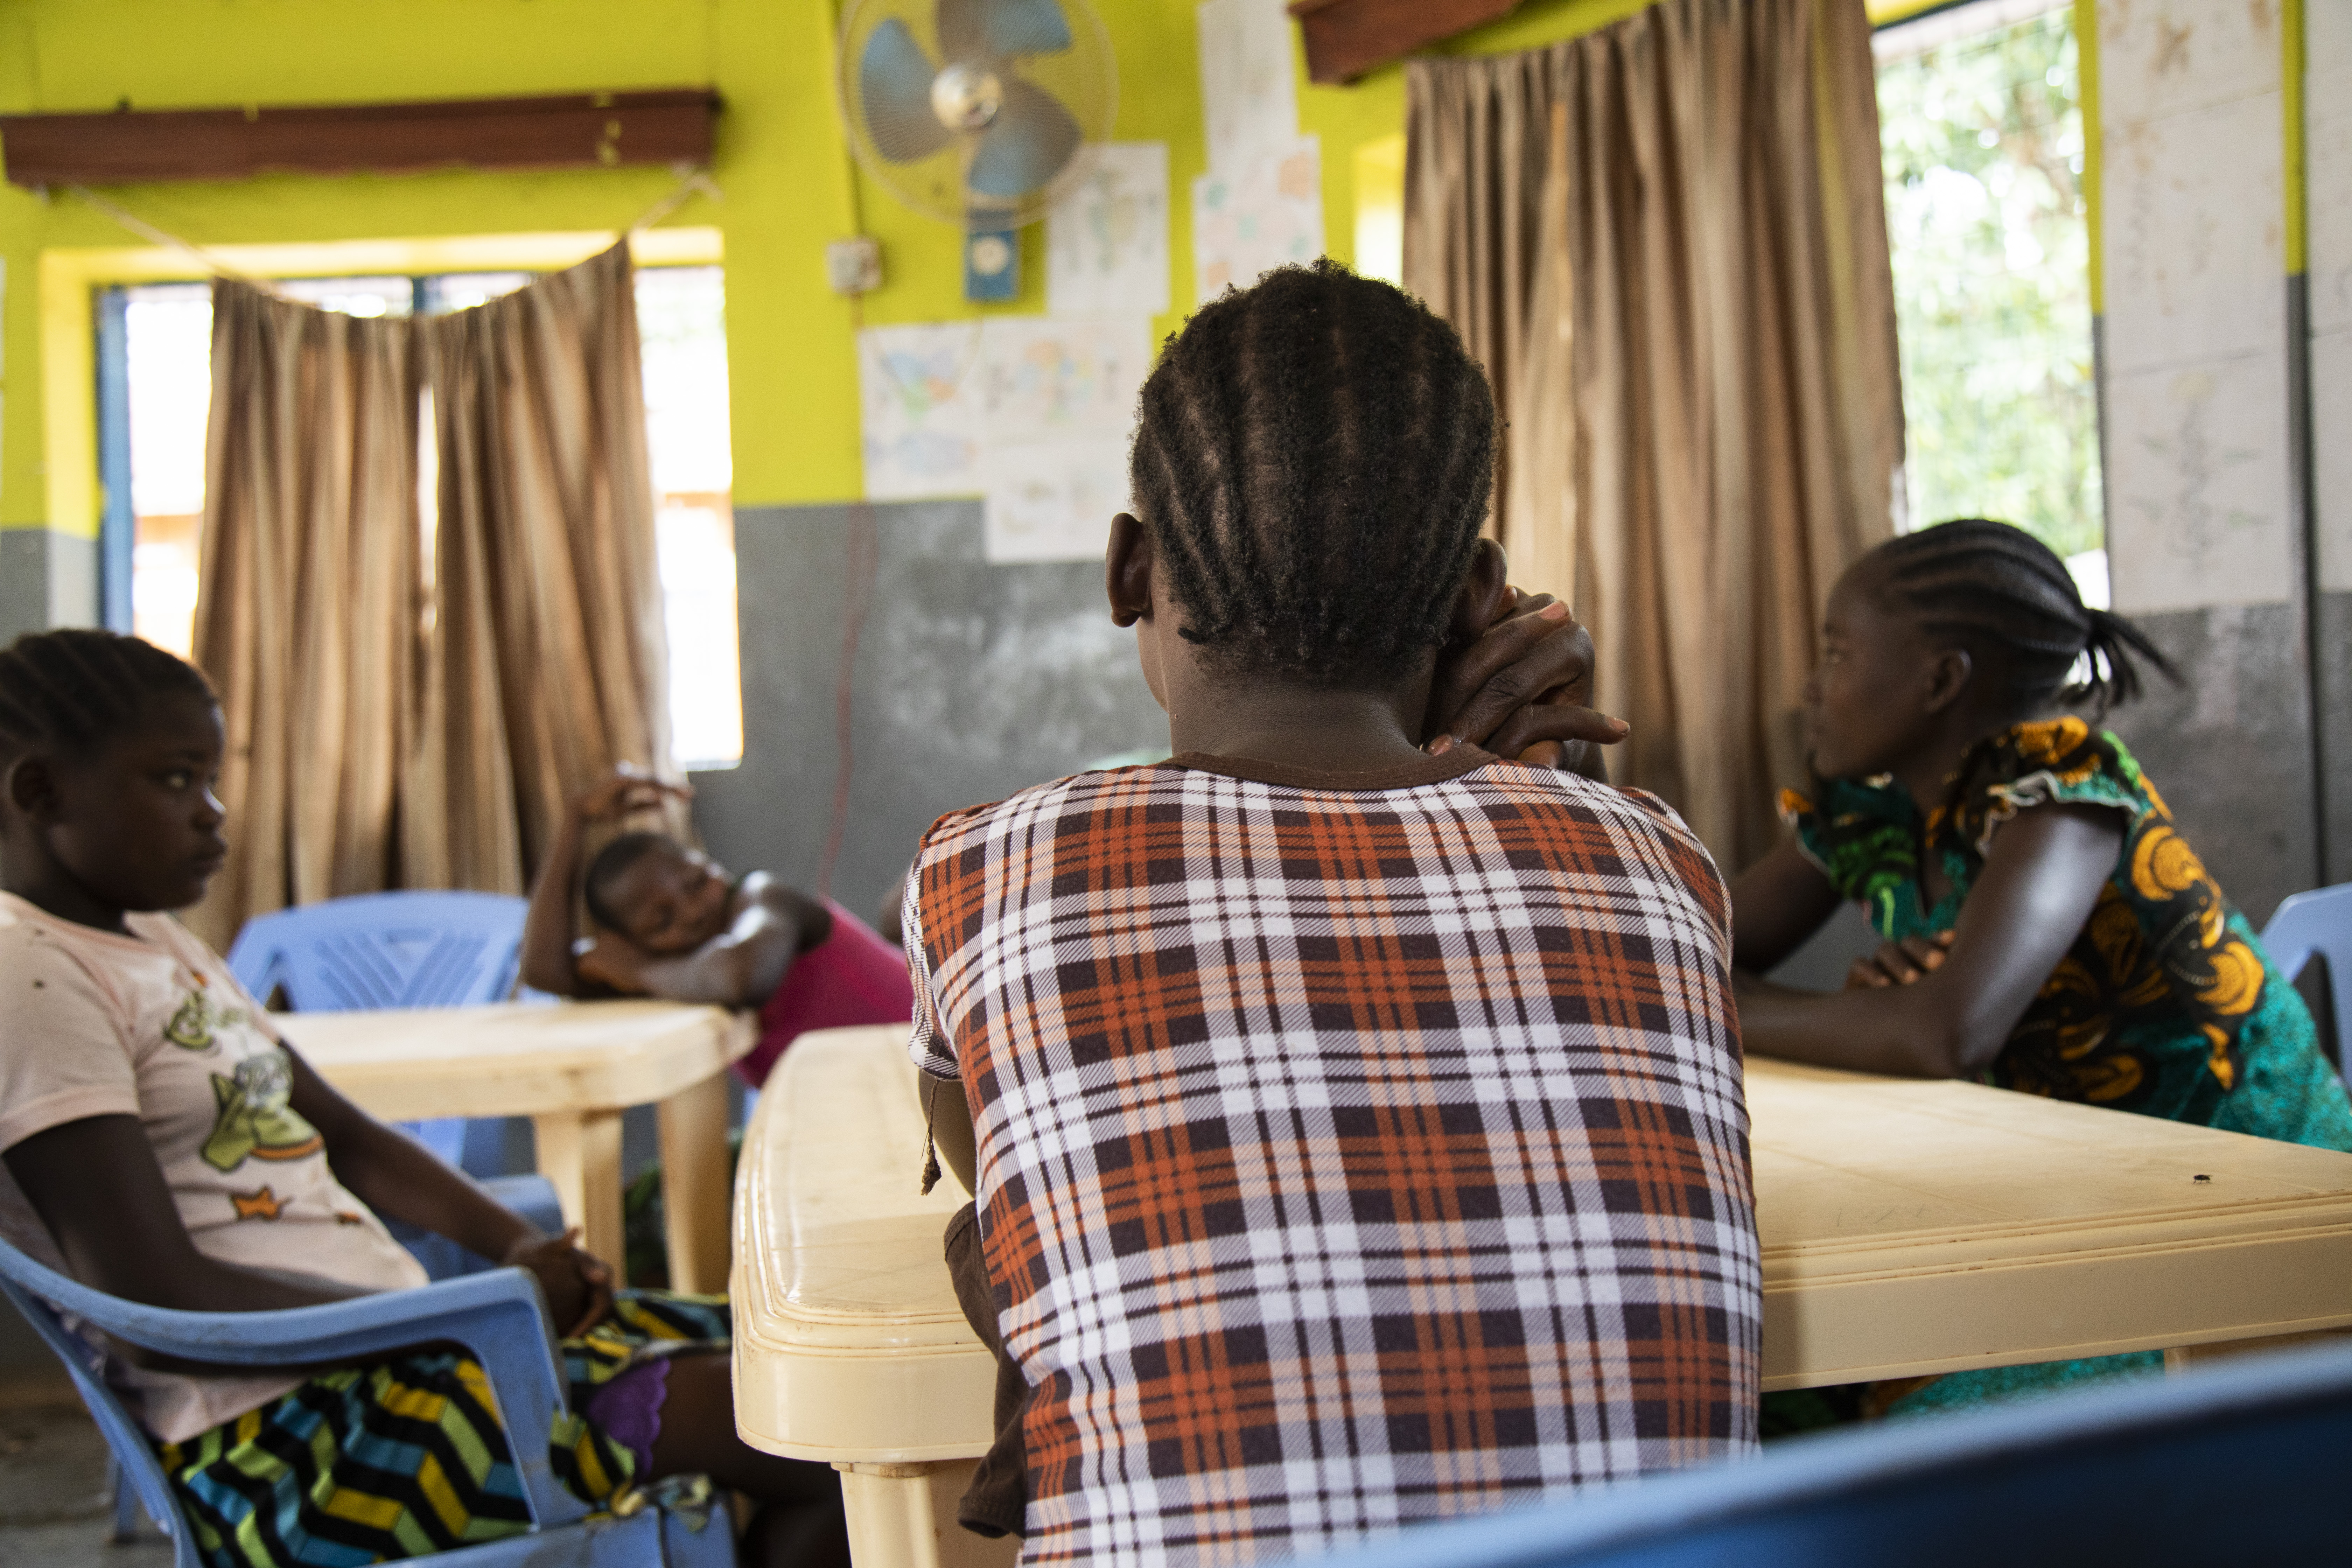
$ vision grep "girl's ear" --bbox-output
[1922,648,1974,715]
[1106,512,1154,628]
[3,756,59,821]
[1447,538,1511,645]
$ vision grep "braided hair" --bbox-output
[583,831,672,931]
[0,629,215,767]
[1867,519,2178,715]
[1128,259,1498,688]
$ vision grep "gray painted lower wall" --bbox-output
[2319,592,2352,889]
[2103,600,2334,926]
[0,530,100,647]
[688,500,1166,929]
[688,505,2350,940]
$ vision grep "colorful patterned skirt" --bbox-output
[154,1291,728,1568]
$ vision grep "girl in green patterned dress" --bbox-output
[1730,520,2352,1423]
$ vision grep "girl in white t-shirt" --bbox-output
[0,629,845,1568]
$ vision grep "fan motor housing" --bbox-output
[931,63,1003,130]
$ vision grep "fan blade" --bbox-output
[937,0,1071,61]
[968,76,1080,197]
[860,18,952,162]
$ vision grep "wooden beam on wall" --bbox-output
[1289,0,1525,84]
[0,89,718,189]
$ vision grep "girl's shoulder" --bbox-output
[1949,717,2155,855]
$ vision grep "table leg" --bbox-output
[532,1108,627,1275]
[835,1462,1015,1568]
[658,1071,735,1294]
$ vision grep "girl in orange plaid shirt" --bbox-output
[903,262,1760,1566]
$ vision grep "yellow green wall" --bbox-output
[0,0,1660,537]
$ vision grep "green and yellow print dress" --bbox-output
[1782,716,2352,1150]
[1765,718,2352,1426]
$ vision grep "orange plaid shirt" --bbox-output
[905,748,1758,1565]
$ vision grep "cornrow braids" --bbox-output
[0,629,215,767]
[1129,259,1498,688]
[1867,518,2179,716]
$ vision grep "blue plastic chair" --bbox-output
[227,890,534,1216]
[2262,882,2352,1075]
[1327,1340,2352,1568]
[0,1233,729,1567]
[225,890,531,1012]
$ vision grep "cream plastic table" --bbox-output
[733,1027,2352,1568]
[279,999,756,1292]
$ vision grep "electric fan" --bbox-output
[839,0,1116,300]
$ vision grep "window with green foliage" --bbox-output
[1876,1,2102,572]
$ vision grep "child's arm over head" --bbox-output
[519,766,691,996]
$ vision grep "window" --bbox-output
[111,262,743,770]
[1876,0,2105,597]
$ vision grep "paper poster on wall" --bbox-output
[1197,0,1299,175]
[1192,136,1324,304]
[861,316,1148,552]
[982,438,1133,563]
[858,322,986,499]
[1048,143,1171,319]
[978,316,1152,442]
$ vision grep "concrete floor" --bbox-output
[0,1397,174,1567]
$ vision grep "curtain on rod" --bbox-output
[190,284,422,951]
[412,243,675,893]
[1404,0,1903,870]
[189,242,677,946]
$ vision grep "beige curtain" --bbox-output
[1405,0,1902,870]
[190,242,675,942]
[190,283,423,951]
[412,243,675,892]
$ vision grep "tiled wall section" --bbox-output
[2093,0,2331,915]
[2098,0,2290,613]
[0,531,98,648]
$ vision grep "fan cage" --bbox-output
[836,0,1118,233]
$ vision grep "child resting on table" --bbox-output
[904,260,1761,1564]
[1731,518,2352,1424]
[518,769,912,1091]
[0,630,847,1568]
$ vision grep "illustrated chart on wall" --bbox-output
[1047,142,1171,319]
[858,316,1150,561]
[1191,0,1323,304]
[1197,0,1297,175]
[2095,0,2289,613]
[1194,138,1324,303]
[859,322,988,502]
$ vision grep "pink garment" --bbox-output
[737,901,914,1089]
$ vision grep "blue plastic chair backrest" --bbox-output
[225,890,528,1013]
[2261,882,2352,1074]
[1327,1340,2352,1568]
[0,1248,202,1567]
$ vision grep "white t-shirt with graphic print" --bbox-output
[0,892,428,1442]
